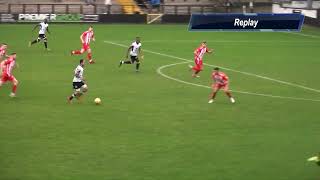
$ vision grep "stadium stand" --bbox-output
[0,0,273,14]
[0,0,124,14]
[116,0,142,14]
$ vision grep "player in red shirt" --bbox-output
[0,53,18,97]
[189,41,213,78]
[71,26,95,64]
[208,67,235,104]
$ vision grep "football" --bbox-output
[94,98,101,105]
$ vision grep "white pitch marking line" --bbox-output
[282,31,320,39]
[105,40,318,43]
[104,40,320,94]
[157,62,320,102]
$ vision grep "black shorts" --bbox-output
[73,81,84,89]
[38,34,47,40]
[130,56,139,63]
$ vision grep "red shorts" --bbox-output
[1,74,16,83]
[212,83,229,91]
[82,44,90,51]
[193,59,203,71]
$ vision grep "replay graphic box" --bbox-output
[189,13,305,32]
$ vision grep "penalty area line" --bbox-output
[157,62,320,102]
[104,40,320,94]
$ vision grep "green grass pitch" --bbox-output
[0,24,319,180]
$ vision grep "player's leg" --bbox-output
[192,64,202,77]
[71,45,86,55]
[68,82,87,103]
[119,56,135,67]
[86,48,94,64]
[68,89,81,103]
[68,82,81,102]
[43,35,49,50]
[29,36,41,46]
[222,84,235,103]
[135,58,140,72]
[9,77,18,97]
[208,84,220,103]
[76,84,88,101]
[0,74,8,90]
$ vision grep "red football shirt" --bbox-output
[2,57,15,76]
[212,72,229,85]
[81,30,94,45]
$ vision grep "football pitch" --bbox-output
[0,24,319,180]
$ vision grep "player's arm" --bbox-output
[194,48,200,58]
[193,49,198,56]
[32,24,40,31]
[207,48,213,54]
[0,60,4,70]
[80,34,84,44]
[92,33,95,42]
[46,27,51,34]
[126,46,132,58]
[139,47,144,60]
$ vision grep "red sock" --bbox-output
[87,53,92,60]
[73,50,82,55]
[12,85,17,93]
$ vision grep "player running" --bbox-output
[189,41,213,78]
[208,67,235,104]
[68,59,88,103]
[119,37,143,72]
[71,26,95,64]
[29,18,50,50]
[0,53,19,97]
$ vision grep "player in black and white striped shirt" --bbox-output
[29,18,50,50]
[68,59,88,103]
[119,37,144,72]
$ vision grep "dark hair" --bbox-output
[202,41,207,44]
[80,59,84,64]
[11,52,16,55]
[2,43,7,46]
[214,67,219,71]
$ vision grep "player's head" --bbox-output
[10,52,16,59]
[1,43,7,49]
[213,67,220,73]
[79,59,85,67]
[44,18,48,23]
[201,41,207,47]
[88,26,93,32]
[136,37,140,43]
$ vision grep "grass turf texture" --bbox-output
[0,24,319,180]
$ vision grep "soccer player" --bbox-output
[119,37,143,72]
[29,18,50,50]
[68,59,88,103]
[189,41,213,78]
[71,26,95,64]
[208,67,235,104]
[0,53,18,97]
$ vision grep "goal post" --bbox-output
[147,14,163,24]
